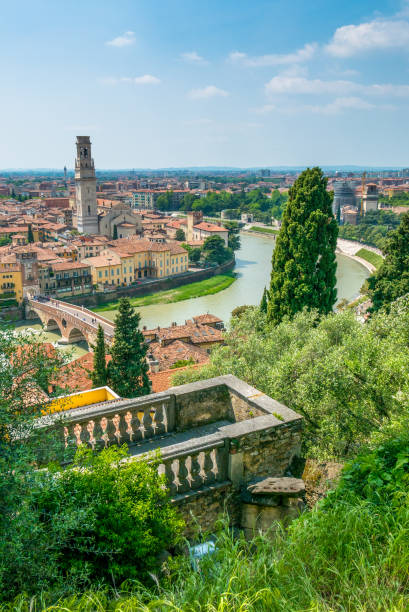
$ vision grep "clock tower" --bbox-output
[75,136,99,235]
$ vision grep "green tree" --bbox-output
[202,235,232,265]
[173,301,409,461]
[268,167,338,324]
[0,330,73,597]
[175,228,186,241]
[90,325,107,387]
[27,224,34,243]
[368,211,409,311]
[336,203,341,225]
[107,298,151,397]
[155,190,174,211]
[112,224,118,240]
[260,287,269,313]
[223,221,241,251]
[30,446,183,590]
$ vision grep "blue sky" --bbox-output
[1,0,409,168]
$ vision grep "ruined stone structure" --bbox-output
[38,375,303,538]
[75,136,99,235]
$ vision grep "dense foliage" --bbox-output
[6,433,409,610]
[338,209,401,249]
[174,299,409,460]
[107,298,151,397]
[156,188,288,223]
[1,445,183,600]
[368,212,409,312]
[90,324,107,387]
[268,167,338,324]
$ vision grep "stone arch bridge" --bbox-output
[26,298,114,349]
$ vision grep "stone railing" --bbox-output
[160,439,228,497]
[37,376,303,510]
[61,394,175,450]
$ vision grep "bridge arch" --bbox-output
[67,327,88,346]
[44,318,62,333]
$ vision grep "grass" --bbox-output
[356,248,384,269]
[92,273,236,312]
[248,226,278,235]
[4,497,409,611]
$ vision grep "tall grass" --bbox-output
[3,493,408,611]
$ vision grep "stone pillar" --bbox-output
[240,477,305,539]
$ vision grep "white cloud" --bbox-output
[252,104,275,114]
[181,51,208,64]
[106,31,136,47]
[228,43,317,66]
[188,85,229,100]
[326,19,409,57]
[265,75,409,97]
[306,97,375,115]
[100,75,160,85]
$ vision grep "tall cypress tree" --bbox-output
[112,224,118,240]
[368,211,409,312]
[260,287,269,313]
[107,298,151,398]
[268,167,338,325]
[90,324,107,387]
[27,224,34,243]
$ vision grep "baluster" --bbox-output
[130,411,143,443]
[202,449,216,486]
[63,425,75,449]
[80,420,91,446]
[142,406,154,439]
[85,420,96,448]
[153,403,166,435]
[177,457,190,493]
[105,418,117,446]
[189,452,203,489]
[73,423,82,446]
[164,460,177,496]
[99,416,109,447]
[120,411,133,444]
[92,420,105,450]
[215,446,227,482]
[112,414,121,445]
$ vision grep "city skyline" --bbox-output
[1,0,409,168]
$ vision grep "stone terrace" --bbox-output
[40,375,303,537]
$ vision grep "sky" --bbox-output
[1,0,409,169]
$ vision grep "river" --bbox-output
[12,233,368,356]
[100,233,368,329]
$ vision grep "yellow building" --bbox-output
[46,386,119,414]
[0,256,23,304]
[84,239,189,287]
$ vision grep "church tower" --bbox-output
[75,136,98,234]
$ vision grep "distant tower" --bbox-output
[75,136,98,234]
[64,165,67,182]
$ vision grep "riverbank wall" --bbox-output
[58,259,236,309]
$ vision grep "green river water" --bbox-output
[13,233,368,360]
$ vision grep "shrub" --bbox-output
[0,446,183,599]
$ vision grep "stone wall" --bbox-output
[239,420,302,483]
[172,482,240,539]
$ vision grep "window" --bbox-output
[105,270,108,277]
[111,269,114,276]
[98,271,102,278]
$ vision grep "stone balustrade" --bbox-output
[160,440,227,496]
[58,394,175,450]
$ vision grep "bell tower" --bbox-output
[75,136,98,234]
